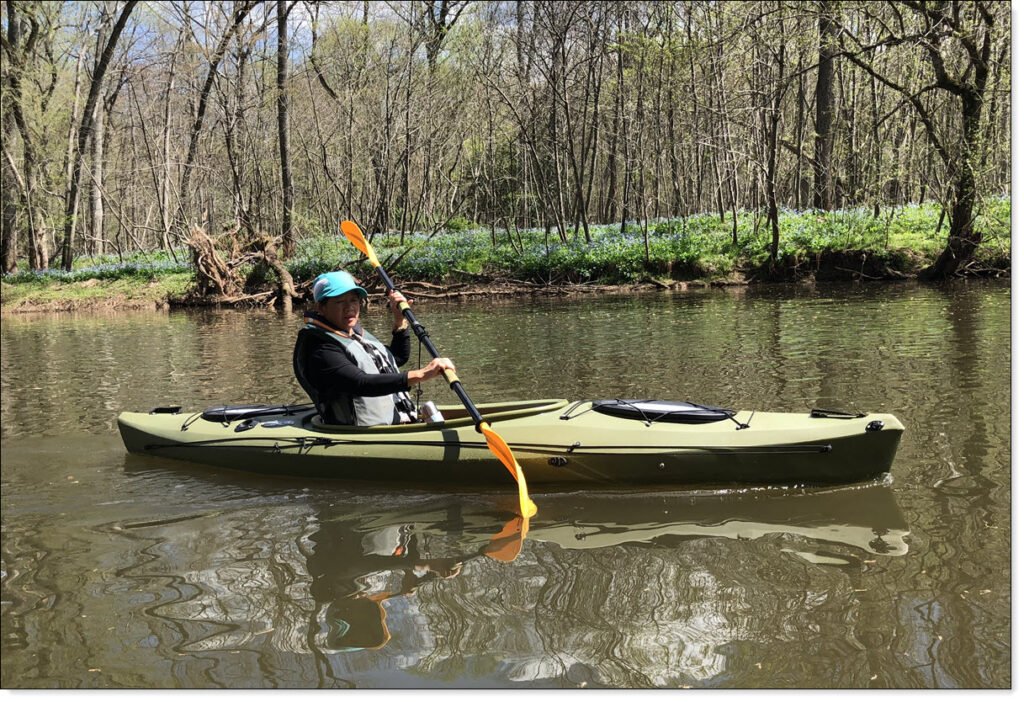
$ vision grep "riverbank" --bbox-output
[3,252,1008,315]
[1,200,1009,314]
[1,272,193,314]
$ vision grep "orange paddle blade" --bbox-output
[482,516,529,563]
[480,422,538,518]
[340,220,381,268]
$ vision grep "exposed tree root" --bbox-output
[183,224,302,308]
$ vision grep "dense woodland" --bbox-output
[0,0,1011,282]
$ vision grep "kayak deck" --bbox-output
[118,398,904,487]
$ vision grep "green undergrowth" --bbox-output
[1,198,1010,310]
[308,198,1011,285]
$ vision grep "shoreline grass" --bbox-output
[1,199,1010,312]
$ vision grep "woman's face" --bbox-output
[320,291,363,331]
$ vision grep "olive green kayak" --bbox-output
[117,398,903,487]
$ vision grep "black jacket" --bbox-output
[293,315,412,423]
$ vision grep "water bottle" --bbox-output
[420,401,444,424]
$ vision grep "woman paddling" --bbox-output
[293,270,455,425]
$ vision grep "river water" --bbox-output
[0,280,1011,688]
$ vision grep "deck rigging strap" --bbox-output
[810,408,867,419]
[197,403,315,425]
[578,399,747,428]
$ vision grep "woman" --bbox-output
[293,270,455,425]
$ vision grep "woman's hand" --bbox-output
[407,357,455,385]
[387,290,409,330]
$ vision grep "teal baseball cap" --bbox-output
[312,271,368,302]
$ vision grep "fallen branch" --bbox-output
[834,265,884,281]
[219,291,275,305]
[883,266,914,279]
[641,276,671,290]
[955,260,1010,277]
[401,280,469,291]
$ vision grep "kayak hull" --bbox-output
[117,398,904,487]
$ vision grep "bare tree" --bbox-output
[59,0,138,270]
[177,1,258,235]
[839,1,1004,278]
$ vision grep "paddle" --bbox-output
[340,220,538,519]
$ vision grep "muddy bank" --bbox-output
[2,295,172,315]
[2,278,717,314]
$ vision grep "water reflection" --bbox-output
[307,513,527,654]
[103,461,911,686]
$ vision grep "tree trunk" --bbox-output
[158,34,181,252]
[1,139,16,272]
[766,30,786,272]
[812,0,836,210]
[922,91,985,279]
[794,51,806,209]
[0,12,18,273]
[400,12,414,242]
[583,38,603,240]
[90,94,106,256]
[604,11,624,225]
[59,50,87,264]
[618,12,632,234]
[558,38,590,243]
[6,2,44,270]
[633,33,648,254]
[685,12,702,215]
[710,12,740,243]
[869,73,882,217]
[276,0,294,257]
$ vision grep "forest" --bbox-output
[0,0,1011,300]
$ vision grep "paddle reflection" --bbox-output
[306,511,525,653]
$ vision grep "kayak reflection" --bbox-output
[123,454,907,562]
[301,481,907,652]
[120,456,908,660]
[530,482,908,558]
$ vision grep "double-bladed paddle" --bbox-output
[340,220,538,519]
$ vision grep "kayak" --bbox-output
[117,398,904,487]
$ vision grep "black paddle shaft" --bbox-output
[375,267,486,428]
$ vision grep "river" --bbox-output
[0,279,1011,688]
